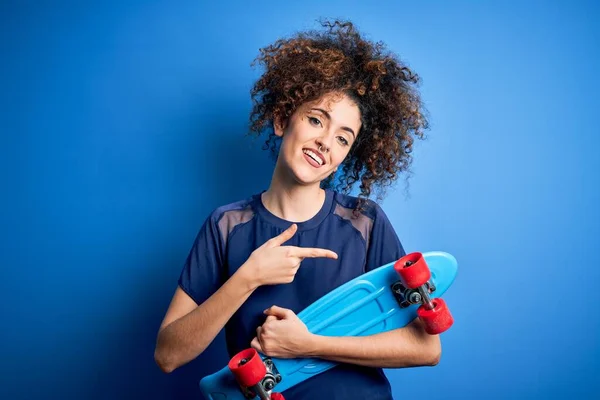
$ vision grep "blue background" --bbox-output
[1,1,598,399]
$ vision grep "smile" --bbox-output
[302,149,325,167]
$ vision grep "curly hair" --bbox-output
[248,19,429,212]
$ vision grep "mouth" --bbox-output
[302,148,326,168]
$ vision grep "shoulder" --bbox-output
[329,191,392,248]
[331,190,386,222]
[208,195,256,223]
[203,193,260,242]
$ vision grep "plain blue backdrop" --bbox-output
[1,1,598,399]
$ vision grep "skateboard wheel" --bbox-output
[271,393,285,400]
[228,348,267,388]
[417,298,453,334]
[394,252,431,289]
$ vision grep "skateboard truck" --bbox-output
[392,279,436,309]
[392,252,454,335]
[228,348,284,400]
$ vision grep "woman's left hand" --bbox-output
[250,306,314,358]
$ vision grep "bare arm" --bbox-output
[251,307,441,369]
[306,319,441,368]
[154,266,255,373]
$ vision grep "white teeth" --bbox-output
[303,149,323,165]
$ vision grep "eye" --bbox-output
[308,116,322,127]
[337,136,349,146]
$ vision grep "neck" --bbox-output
[262,163,326,223]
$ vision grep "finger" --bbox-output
[267,224,298,247]
[265,315,278,323]
[264,305,293,319]
[250,337,263,353]
[289,247,338,259]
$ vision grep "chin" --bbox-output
[281,156,328,185]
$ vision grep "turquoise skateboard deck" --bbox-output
[199,251,458,400]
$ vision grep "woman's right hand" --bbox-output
[242,223,338,288]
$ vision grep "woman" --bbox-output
[155,19,440,399]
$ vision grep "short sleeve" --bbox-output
[178,213,225,305]
[365,203,406,271]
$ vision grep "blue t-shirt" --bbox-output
[179,188,406,400]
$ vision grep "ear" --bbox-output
[273,116,286,137]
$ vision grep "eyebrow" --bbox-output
[310,108,356,138]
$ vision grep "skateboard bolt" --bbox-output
[276,376,282,383]
[404,260,414,268]
[239,358,248,366]
[265,381,274,390]
[408,292,422,303]
[392,283,404,294]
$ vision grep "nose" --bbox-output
[315,137,332,153]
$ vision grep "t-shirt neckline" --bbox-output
[253,189,335,231]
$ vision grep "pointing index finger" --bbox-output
[290,247,338,259]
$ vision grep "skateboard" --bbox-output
[199,251,458,400]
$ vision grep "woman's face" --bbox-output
[274,92,362,186]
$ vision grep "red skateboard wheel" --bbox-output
[271,393,285,400]
[228,348,266,388]
[417,298,453,334]
[394,252,431,289]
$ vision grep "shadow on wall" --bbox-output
[167,102,276,396]
[89,98,275,400]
